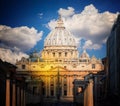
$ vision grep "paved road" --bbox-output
[42,102,77,106]
[27,102,82,106]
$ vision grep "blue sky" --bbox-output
[0,0,120,64]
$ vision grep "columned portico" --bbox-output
[0,59,26,106]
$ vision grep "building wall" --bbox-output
[16,55,103,99]
[107,14,120,96]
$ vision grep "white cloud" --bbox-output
[0,25,43,51]
[46,19,56,30]
[47,4,118,50]
[83,40,101,50]
[58,7,75,17]
[0,25,43,64]
[0,48,29,64]
[81,4,98,15]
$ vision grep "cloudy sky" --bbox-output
[0,0,120,64]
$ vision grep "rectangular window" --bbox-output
[22,65,25,69]
[51,84,54,86]
[73,64,76,68]
[64,66,66,68]
[92,64,95,69]
[65,52,67,57]
[64,90,67,96]
[64,84,67,86]
[59,52,61,57]
[79,59,82,62]
[53,52,55,57]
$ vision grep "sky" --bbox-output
[0,0,120,64]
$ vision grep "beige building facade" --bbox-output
[16,16,104,101]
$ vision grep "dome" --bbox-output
[44,16,76,47]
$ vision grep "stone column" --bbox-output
[54,77,56,96]
[86,86,89,106]
[21,88,23,106]
[94,77,98,106]
[6,73,10,106]
[39,80,42,103]
[17,86,20,106]
[67,76,70,96]
[84,87,87,106]
[70,76,73,96]
[48,77,50,96]
[84,84,89,106]
[12,80,16,106]
[88,79,94,106]
[45,76,48,97]
[23,89,26,106]
[61,77,63,96]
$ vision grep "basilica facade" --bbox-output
[16,16,103,101]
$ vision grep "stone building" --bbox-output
[16,16,103,102]
[107,14,120,101]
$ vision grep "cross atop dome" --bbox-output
[55,15,65,29]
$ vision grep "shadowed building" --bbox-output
[16,16,104,103]
[107,14,120,103]
[0,59,26,106]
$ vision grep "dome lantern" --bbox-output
[55,15,65,29]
